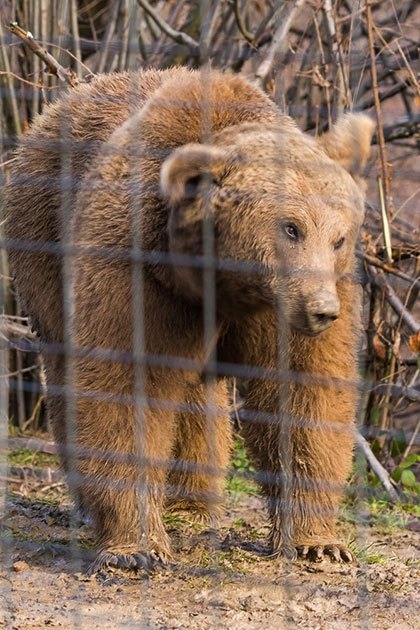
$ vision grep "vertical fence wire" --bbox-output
[129,80,151,629]
[59,89,83,627]
[0,83,12,628]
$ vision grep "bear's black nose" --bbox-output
[306,296,340,334]
[313,311,339,324]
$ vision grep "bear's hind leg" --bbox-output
[166,379,232,525]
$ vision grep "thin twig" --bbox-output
[378,175,393,263]
[380,113,420,143]
[2,364,38,379]
[365,1,393,219]
[323,0,351,110]
[401,417,420,461]
[368,266,420,333]
[21,394,45,432]
[391,40,420,98]
[0,70,57,90]
[361,253,420,287]
[256,0,306,85]
[8,22,79,88]
[356,431,399,503]
[232,0,255,43]
[70,0,82,79]
[0,21,22,136]
[94,0,121,74]
[136,0,199,53]
[373,382,420,404]
[378,330,400,449]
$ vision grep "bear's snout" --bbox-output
[304,294,340,336]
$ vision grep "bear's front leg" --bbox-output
[72,370,178,575]
[166,379,232,524]
[242,360,356,562]
[239,284,359,562]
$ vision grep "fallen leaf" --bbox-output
[408,331,420,353]
[12,561,29,573]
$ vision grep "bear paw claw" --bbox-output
[87,548,167,576]
[297,543,354,563]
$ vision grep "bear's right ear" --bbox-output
[161,143,226,205]
[317,113,375,180]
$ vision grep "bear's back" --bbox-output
[4,68,189,340]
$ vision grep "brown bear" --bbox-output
[4,68,374,573]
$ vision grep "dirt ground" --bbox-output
[0,466,418,630]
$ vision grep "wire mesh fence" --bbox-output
[0,1,419,628]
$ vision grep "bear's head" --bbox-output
[161,114,374,336]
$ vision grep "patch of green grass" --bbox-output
[7,491,59,506]
[342,497,412,534]
[231,436,255,474]
[400,501,420,516]
[366,498,412,533]
[232,518,248,528]
[226,474,259,497]
[353,542,389,565]
[163,512,203,529]
[163,513,188,527]
[182,546,256,575]
[369,498,410,529]
[8,448,59,468]
[227,436,259,497]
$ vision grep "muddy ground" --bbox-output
[0,462,418,630]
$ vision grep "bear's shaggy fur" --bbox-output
[5,68,374,572]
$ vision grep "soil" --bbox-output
[0,468,418,630]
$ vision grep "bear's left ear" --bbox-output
[317,113,375,179]
[161,143,227,205]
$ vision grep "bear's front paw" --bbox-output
[296,543,354,563]
[87,546,169,576]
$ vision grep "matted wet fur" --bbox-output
[5,68,374,572]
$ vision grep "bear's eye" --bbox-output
[284,223,300,240]
[334,237,345,250]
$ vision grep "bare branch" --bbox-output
[136,0,199,54]
[368,266,420,333]
[256,0,306,85]
[380,114,420,143]
[373,383,420,404]
[232,0,255,44]
[8,22,79,88]
[323,0,351,110]
[0,70,57,90]
[356,431,399,503]
[0,20,22,136]
[366,1,393,219]
[0,317,38,342]
[361,252,420,288]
